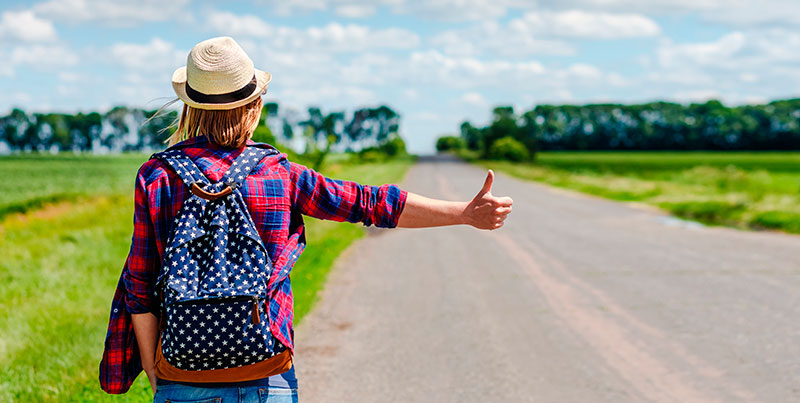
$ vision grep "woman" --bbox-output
[99,36,512,402]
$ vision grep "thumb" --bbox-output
[479,169,494,195]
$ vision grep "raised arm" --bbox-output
[288,160,407,228]
[397,169,513,229]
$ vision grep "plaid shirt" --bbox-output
[99,135,407,394]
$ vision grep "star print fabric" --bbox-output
[162,297,286,370]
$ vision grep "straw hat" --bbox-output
[172,36,271,110]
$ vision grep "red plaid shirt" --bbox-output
[99,136,407,394]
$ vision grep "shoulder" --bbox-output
[250,144,295,176]
[135,156,171,187]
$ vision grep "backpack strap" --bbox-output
[221,144,278,189]
[150,148,211,188]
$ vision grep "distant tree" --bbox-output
[437,98,800,158]
[251,103,277,145]
[436,136,464,152]
[459,121,483,151]
[300,107,345,171]
[488,136,529,161]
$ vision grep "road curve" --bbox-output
[294,155,800,403]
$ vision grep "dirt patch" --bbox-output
[0,196,108,231]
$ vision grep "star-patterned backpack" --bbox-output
[150,143,288,373]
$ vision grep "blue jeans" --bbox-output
[153,383,299,403]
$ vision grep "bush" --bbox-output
[436,136,465,152]
[751,211,800,233]
[487,136,530,161]
[659,200,746,224]
[379,134,407,157]
[355,148,386,163]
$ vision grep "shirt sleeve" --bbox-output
[287,160,408,228]
[121,166,161,314]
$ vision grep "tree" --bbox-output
[300,107,345,171]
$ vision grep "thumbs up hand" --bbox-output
[464,169,513,230]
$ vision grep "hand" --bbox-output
[146,369,157,396]
[463,169,513,230]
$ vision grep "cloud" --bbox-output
[460,92,488,107]
[431,21,574,57]
[634,28,800,103]
[703,0,800,27]
[430,9,658,58]
[0,63,13,77]
[206,11,273,37]
[11,45,79,70]
[33,0,190,26]
[257,0,527,22]
[393,0,517,21]
[514,10,660,39]
[335,4,377,18]
[404,50,618,94]
[655,29,800,78]
[109,38,185,72]
[0,10,57,42]
[208,11,419,53]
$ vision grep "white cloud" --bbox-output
[430,9,658,58]
[0,10,57,42]
[278,84,378,109]
[258,0,547,21]
[692,0,800,27]
[0,63,13,77]
[514,10,660,39]
[431,21,574,57]
[655,29,800,80]
[206,11,273,37]
[403,88,419,100]
[109,38,185,72]
[11,45,79,69]
[460,92,488,107]
[33,0,190,26]
[208,11,420,52]
[407,50,548,89]
[564,63,603,79]
[335,4,376,18]
[657,32,746,69]
[550,0,800,28]
[631,28,800,104]
[393,0,516,21]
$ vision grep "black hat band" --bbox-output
[185,75,258,104]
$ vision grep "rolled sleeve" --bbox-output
[288,160,408,228]
[121,167,160,314]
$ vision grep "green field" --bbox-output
[478,151,800,233]
[0,153,413,402]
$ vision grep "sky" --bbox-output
[1,0,800,154]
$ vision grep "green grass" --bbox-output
[473,151,800,233]
[0,154,149,220]
[0,153,413,402]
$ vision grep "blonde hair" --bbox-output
[168,97,263,148]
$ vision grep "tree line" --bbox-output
[437,99,800,161]
[1,103,406,169]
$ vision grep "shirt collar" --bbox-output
[174,135,255,148]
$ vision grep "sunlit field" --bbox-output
[0,153,413,402]
[480,152,800,233]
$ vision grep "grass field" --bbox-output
[476,151,800,234]
[0,153,413,402]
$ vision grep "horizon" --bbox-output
[1,0,800,153]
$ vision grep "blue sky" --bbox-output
[1,0,800,153]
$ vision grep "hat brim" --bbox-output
[172,67,272,110]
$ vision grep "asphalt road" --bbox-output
[294,155,800,403]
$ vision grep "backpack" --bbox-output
[150,143,284,372]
